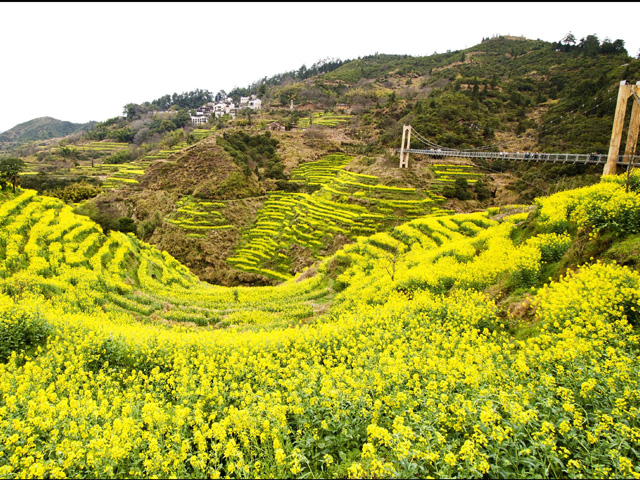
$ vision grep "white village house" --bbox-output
[240,94,262,110]
[190,115,208,126]
[190,93,262,125]
[248,97,262,110]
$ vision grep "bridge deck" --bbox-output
[398,149,640,167]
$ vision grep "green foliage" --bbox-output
[214,171,250,198]
[0,157,26,193]
[0,303,52,363]
[105,149,134,164]
[84,117,127,141]
[552,32,627,56]
[20,173,101,195]
[442,177,472,200]
[229,57,345,98]
[117,217,137,234]
[218,131,285,180]
[74,200,136,234]
[43,182,102,204]
[113,127,135,143]
[454,177,471,200]
[474,180,492,201]
[137,211,163,241]
[58,145,78,159]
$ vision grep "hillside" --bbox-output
[264,36,638,155]
[0,116,96,144]
[2,30,640,480]
[4,34,639,286]
[0,169,639,477]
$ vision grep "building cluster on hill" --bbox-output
[190,94,262,125]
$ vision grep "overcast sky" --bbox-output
[1,2,638,133]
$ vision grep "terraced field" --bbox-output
[228,154,452,280]
[23,141,130,175]
[289,154,353,184]
[297,112,352,128]
[430,163,484,186]
[1,173,640,478]
[0,188,535,331]
[165,196,233,238]
[50,141,130,154]
[94,128,214,165]
[98,162,150,190]
[0,190,326,328]
[190,127,215,142]
[21,129,217,192]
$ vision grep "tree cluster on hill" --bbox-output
[217,131,285,180]
[84,109,192,146]
[332,36,637,155]
[551,32,627,56]
[43,182,102,204]
[123,88,212,120]
[20,172,102,196]
[79,89,209,144]
[227,57,346,100]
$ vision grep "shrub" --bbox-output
[117,217,137,234]
[536,181,640,236]
[525,232,572,263]
[0,300,53,362]
[44,182,102,203]
[601,167,640,193]
[105,149,133,164]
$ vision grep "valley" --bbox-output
[1,33,640,479]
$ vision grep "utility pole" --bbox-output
[399,125,411,168]
[604,81,640,175]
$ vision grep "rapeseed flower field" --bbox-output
[0,172,639,478]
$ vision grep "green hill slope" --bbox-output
[0,169,639,478]
[0,116,96,144]
[260,36,639,154]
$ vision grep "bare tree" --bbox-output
[373,244,408,281]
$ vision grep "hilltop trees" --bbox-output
[552,32,627,56]
[228,57,346,99]
[121,89,213,121]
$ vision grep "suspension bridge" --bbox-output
[397,80,640,175]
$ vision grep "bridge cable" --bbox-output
[536,89,619,138]
[410,88,619,154]
[536,85,618,132]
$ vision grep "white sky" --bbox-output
[1,2,638,134]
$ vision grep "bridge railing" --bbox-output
[396,149,640,167]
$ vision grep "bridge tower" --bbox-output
[399,125,411,168]
[604,80,640,175]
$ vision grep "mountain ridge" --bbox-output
[0,116,97,144]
